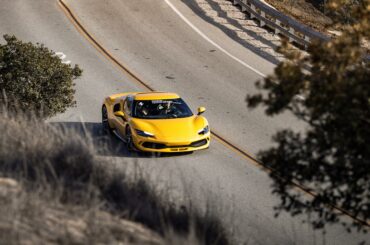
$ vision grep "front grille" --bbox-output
[142,139,208,149]
[142,142,166,149]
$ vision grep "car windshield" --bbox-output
[132,98,193,119]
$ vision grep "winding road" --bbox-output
[1,0,368,244]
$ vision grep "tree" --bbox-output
[246,0,369,231]
[0,35,82,117]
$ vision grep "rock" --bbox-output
[0,178,21,198]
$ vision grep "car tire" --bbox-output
[102,105,112,134]
[125,126,135,151]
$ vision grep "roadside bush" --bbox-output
[0,35,82,117]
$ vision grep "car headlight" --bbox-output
[135,129,154,138]
[198,125,209,135]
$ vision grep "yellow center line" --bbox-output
[58,0,152,92]
[57,0,369,228]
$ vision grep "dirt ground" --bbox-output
[264,0,333,33]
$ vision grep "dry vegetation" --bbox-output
[0,110,230,245]
[0,178,163,244]
[264,0,333,33]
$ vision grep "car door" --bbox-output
[111,99,126,137]
[112,96,133,138]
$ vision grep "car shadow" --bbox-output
[49,121,193,159]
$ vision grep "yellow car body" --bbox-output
[102,92,210,153]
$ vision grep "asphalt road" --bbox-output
[0,0,368,244]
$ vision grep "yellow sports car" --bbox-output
[102,92,210,153]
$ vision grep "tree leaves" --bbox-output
[246,0,370,232]
[0,35,82,117]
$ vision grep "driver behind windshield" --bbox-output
[135,101,149,117]
[133,99,193,119]
[158,101,175,115]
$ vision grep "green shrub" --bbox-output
[0,35,82,117]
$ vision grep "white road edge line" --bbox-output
[55,51,71,64]
[55,52,67,59]
[164,0,267,78]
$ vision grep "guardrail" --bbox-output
[232,0,330,47]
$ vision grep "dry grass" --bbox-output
[0,180,163,245]
[0,110,230,245]
[263,0,333,33]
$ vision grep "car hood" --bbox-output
[131,116,208,143]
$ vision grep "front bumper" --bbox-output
[132,134,210,153]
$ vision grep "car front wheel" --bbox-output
[125,126,135,151]
[102,105,112,134]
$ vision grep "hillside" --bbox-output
[264,0,333,33]
[0,110,229,245]
[0,177,163,245]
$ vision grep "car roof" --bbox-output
[133,92,180,100]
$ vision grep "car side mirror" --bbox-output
[197,107,206,115]
[114,111,125,119]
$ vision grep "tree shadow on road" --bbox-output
[49,121,192,159]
